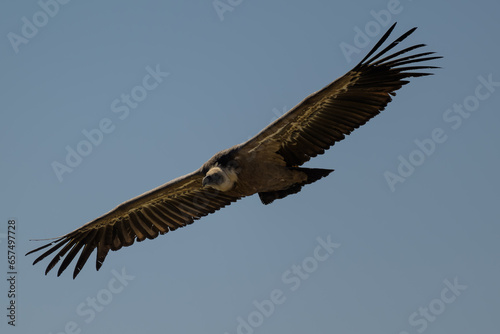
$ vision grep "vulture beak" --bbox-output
[202,176,210,187]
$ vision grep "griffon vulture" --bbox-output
[27,23,440,278]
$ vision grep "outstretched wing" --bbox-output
[27,170,241,278]
[241,23,441,166]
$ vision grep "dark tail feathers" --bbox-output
[258,167,334,205]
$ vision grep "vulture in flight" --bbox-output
[27,23,440,278]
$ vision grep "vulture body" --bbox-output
[27,23,440,278]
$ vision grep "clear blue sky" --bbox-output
[1,1,499,333]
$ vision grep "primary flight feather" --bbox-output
[27,23,441,278]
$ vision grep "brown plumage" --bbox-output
[27,23,440,278]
